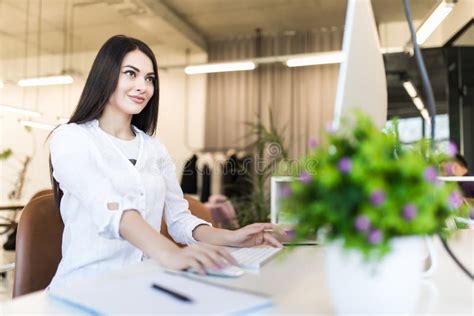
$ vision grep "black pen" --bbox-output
[151,283,194,303]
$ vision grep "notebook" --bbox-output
[49,263,272,315]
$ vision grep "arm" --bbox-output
[193,223,283,248]
[119,210,178,260]
[50,124,146,239]
[119,210,237,273]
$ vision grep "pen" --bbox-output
[151,283,194,303]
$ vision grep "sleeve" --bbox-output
[159,142,211,245]
[50,124,146,240]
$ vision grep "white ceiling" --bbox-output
[0,0,441,60]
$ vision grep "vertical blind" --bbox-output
[205,29,343,159]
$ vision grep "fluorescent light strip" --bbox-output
[412,97,425,110]
[185,62,255,75]
[0,104,41,117]
[417,1,454,45]
[402,81,418,98]
[18,75,74,87]
[20,120,55,131]
[420,108,430,122]
[286,51,344,67]
[182,48,401,75]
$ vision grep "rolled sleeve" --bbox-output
[159,144,211,244]
[51,124,145,240]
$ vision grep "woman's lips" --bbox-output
[128,95,146,104]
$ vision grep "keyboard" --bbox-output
[230,246,283,270]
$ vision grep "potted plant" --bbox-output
[282,112,468,314]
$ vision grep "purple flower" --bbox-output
[446,142,458,157]
[424,166,438,183]
[338,157,352,174]
[370,190,385,207]
[354,215,371,232]
[448,191,463,209]
[402,204,417,221]
[299,171,312,184]
[444,162,454,176]
[308,138,319,149]
[470,208,474,220]
[368,229,383,244]
[281,185,293,198]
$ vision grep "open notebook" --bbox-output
[49,263,271,315]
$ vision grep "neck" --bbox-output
[98,106,135,140]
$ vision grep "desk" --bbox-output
[2,230,473,314]
[0,205,24,212]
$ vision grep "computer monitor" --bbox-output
[270,176,295,225]
[333,0,388,130]
[271,0,387,228]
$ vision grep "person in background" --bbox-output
[446,154,474,198]
[49,35,282,291]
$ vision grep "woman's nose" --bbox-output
[135,77,147,92]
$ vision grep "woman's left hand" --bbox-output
[229,223,284,248]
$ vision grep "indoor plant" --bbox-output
[282,112,467,314]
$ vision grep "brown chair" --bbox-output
[29,189,54,201]
[13,193,63,298]
[13,194,214,297]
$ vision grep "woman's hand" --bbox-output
[228,223,284,248]
[158,242,238,275]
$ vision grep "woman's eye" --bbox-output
[146,77,155,83]
[124,70,136,77]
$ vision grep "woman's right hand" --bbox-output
[158,243,238,275]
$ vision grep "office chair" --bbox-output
[29,189,54,201]
[3,189,55,252]
[13,193,63,298]
[13,193,214,297]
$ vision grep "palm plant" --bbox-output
[232,109,289,226]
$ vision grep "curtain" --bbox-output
[204,29,343,159]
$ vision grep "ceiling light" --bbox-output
[420,108,430,122]
[18,75,74,87]
[416,1,454,45]
[412,97,425,110]
[286,51,344,67]
[0,104,41,117]
[20,120,55,131]
[402,81,418,98]
[185,62,256,75]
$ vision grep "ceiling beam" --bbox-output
[140,0,207,51]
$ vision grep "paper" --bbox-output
[49,266,272,314]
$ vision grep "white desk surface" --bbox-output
[2,230,473,315]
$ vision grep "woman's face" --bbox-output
[107,49,155,116]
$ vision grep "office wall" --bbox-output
[0,46,207,202]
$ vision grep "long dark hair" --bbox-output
[50,35,160,208]
[69,34,160,134]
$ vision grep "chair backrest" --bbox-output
[29,189,54,201]
[13,194,64,298]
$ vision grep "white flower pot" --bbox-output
[324,237,427,315]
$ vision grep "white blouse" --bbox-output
[49,120,209,290]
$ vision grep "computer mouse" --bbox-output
[187,265,245,278]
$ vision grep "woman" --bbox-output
[49,35,281,290]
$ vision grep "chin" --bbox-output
[124,104,147,115]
